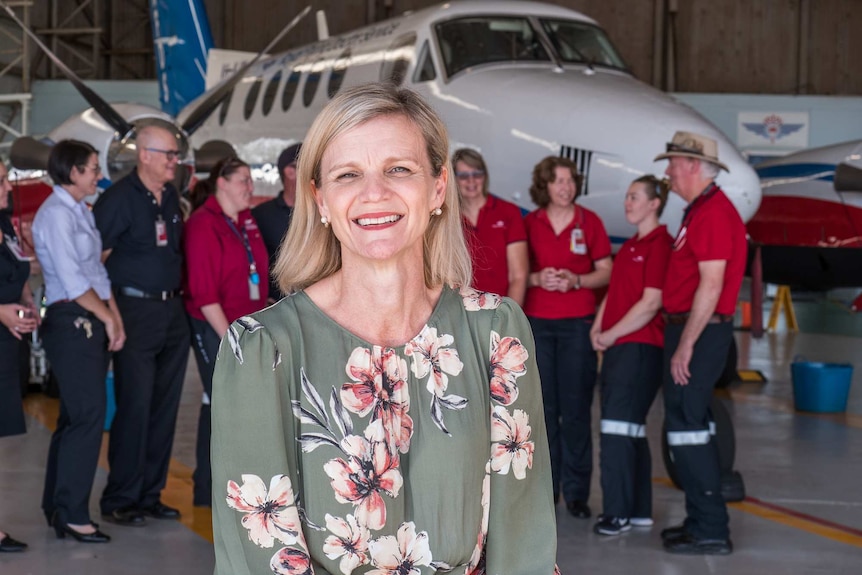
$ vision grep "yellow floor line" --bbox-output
[23,394,214,543]
[654,477,862,548]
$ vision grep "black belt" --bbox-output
[663,312,733,325]
[116,286,181,301]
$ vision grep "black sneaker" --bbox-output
[663,533,733,555]
[593,516,631,536]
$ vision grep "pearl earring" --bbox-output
[431,207,443,216]
[321,216,330,228]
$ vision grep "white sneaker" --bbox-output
[630,517,654,527]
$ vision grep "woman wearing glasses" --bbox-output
[183,156,269,506]
[33,139,125,543]
[452,149,528,306]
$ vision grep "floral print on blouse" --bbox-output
[211,286,559,575]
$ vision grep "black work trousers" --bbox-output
[0,328,26,438]
[529,315,597,504]
[40,302,108,525]
[598,342,662,519]
[100,295,189,513]
[188,315,220,506]
[663,321,732,539]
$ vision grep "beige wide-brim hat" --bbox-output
[654,131,730,172]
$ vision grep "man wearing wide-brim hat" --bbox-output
[653,130,746,555]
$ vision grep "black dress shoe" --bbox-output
[141,501,181,519]
[54,522,111,543]
[102,506,147,526]
[660,523,689,541]
[0,534,28,552]
[663,533,733,555]
[566,500,591,519]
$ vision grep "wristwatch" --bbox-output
[573,274,581,290]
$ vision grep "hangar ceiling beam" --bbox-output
[37,0,101,79]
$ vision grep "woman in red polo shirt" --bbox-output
[524,156,612,519]
[183,156,269,505]
[590,175,672,536]
[453,149,528,305]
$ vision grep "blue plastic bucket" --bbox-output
[790,361,852,413]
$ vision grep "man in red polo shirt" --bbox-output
[653,131,746,555]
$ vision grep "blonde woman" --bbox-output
[211,84,559,575]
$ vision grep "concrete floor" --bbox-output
[2,322,861,574]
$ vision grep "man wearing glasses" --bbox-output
[653,131,746,555]
[93,125,190,527]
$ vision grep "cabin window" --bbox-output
[435,17,549,77]
[303,68,322,107]
[412,40,436,83]
[540,19,627,70]
[328,48,351,98]
[282,70,301,111]
[262,71,282,116]
[243,76,263,120]
[218,87,234,126]
[380,33,416,86]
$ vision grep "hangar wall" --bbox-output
[3,0,858,95]
[198,0,861,96]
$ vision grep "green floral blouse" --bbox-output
[211,286,559,575]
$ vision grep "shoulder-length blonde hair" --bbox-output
[274,83,471,294]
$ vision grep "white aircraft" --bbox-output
[7,0,761,245]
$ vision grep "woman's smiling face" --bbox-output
[313,114,446,265]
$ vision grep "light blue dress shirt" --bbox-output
[33,185,112,305]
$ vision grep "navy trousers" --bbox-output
[41,302,108,525]
[189,315,220,506]
[100,295,189,513]
[598,342,662,519]
[529,316,597,504]
[663,322,732,539]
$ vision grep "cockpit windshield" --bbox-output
[435,17,550,77]
[540,19,627,70]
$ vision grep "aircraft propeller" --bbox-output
[0,1,310,183]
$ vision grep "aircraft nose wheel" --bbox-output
[661,395,746,502]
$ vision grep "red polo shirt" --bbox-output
[663,186,747,315]
[184,195,270,322]
[601,225,672,347]
[523,205,611,319]
[463,194,527,297]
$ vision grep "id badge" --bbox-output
[570,228,587,255]
[248,277,261,301]
[4,234,31,261]
[155,217,168,247]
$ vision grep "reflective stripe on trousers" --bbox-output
[600,419,646,438]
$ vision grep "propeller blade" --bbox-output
[180,5,311,136]
[10,136,52,171]
[194,140,237,173]
[0,1,133,137]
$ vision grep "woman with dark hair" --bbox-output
[33,139,125,543]
[210,84,558,575]
[591,175,672,535]
[524,155,612,519]
[0,161,38,553]
[452,148,528,305]
[183,156,269,506]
